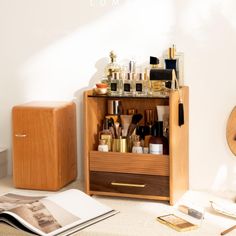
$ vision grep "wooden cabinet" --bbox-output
[84,87,189,205]
[12,101,77,191]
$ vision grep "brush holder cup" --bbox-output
[112,138,127,153]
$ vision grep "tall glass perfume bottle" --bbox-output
[146,57,166,96]
[105,51,121,81]
[109,72,122,96]
[135,72,147,96]
[164,45,184,87]
[149,69,172,97]
[123,73,134,96]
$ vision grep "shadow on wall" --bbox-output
[73,57,107,179]
[174,0,236,191]
[0,0,125,176]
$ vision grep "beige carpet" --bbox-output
[1,177,236,236]
[0,223,35,235]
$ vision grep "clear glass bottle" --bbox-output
[109,72,122,96]
[99,118,112,151]
[164,44,184,87]
[122,73,134,96]
[149,121,169,155]
[134,72,147,96]
[105,51,121,81]
[148,56,170,97]
[146,56,161,96]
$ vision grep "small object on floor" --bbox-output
[157,214,198,232]
[178,204,204,219]
[221,225,236,235]
[210,200,236,218]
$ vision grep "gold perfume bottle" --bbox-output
[149,69,172,97]
[105,51,121,81]
[146,57,165,96]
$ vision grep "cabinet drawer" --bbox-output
[90,171,169,197]
[89,151,169,176]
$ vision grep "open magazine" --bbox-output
[0,189,118,236]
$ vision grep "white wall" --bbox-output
[0,0,236,191]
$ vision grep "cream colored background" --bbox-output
[0,0,236,191]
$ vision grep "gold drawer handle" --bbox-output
[15,134,27,138]
[111,182,146,188]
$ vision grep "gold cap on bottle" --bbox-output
[109,50,117,62]
[168,44,176,59]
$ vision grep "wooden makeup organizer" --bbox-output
[84,86,189,205]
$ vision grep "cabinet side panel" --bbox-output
[84,92,89,193]
[55,102,77,189]
[12,107,57,190]
[169,87,189,205]
[84,92,107,193]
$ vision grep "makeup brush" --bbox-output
[126,114,143,137]
[109,126,115,139]
[114,122,120,138]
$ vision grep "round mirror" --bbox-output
[226,106,236,156]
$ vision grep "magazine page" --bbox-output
[0,189,115,236]
[41,189,115,236]
[0,193,44,213]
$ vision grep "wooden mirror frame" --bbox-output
[226,106,236,156]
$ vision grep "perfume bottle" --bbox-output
[146,57,164,96]
[164,45,184,87]
[99,118,112,151]
[123,73,134,96]
[135,72,147,96]
[105,51,121,81]
[109,72,122,96]
[149,121,169,155]
[149,69,172,97]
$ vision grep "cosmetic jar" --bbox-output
[107,100,122,115]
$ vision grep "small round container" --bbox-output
[94,83,108,95]
[98,139,108,152]
[132,141,143,154]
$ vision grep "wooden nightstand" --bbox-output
[12,101,77,191]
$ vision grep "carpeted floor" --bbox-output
[0,177,236,236]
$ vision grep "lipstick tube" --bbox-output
[178,205,204,219]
